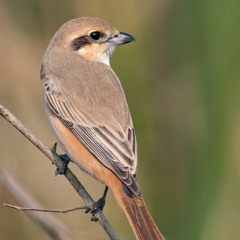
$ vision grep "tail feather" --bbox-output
[108,174,165,239]
[123,198,165,240]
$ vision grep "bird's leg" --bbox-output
[56,154,70,175]
[85,186,109,221]
[51,143,70,175]
[51,142,108,221]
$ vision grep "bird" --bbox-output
[41,16,164,240]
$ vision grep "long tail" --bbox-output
[122,197,164,240]
[111,182,165,240]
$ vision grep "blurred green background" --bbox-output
[0,0,240,239]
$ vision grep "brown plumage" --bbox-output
[41,16,164,239]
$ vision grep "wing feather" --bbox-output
[45,90,141,197]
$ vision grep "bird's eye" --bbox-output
[89,31,102,40]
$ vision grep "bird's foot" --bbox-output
[51,143,70,175]
[85,186,109,222]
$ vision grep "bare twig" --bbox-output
[4,203,89,213]
[0,169,76,240]
[0,104,120,240]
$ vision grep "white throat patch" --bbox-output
[77,45,116,66]
[99,46,116,66]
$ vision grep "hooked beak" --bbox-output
[108,32,135,46]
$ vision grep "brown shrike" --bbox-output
[41,16,164,240]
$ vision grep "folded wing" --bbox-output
[45,87,141,197]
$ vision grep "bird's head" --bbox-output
[47,16,135,66]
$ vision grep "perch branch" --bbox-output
[0,104,120,240]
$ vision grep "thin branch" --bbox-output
[0,169,76,240]
[0,104,120,240]
[4,203,89,213]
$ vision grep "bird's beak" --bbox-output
[108,32,135,46]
